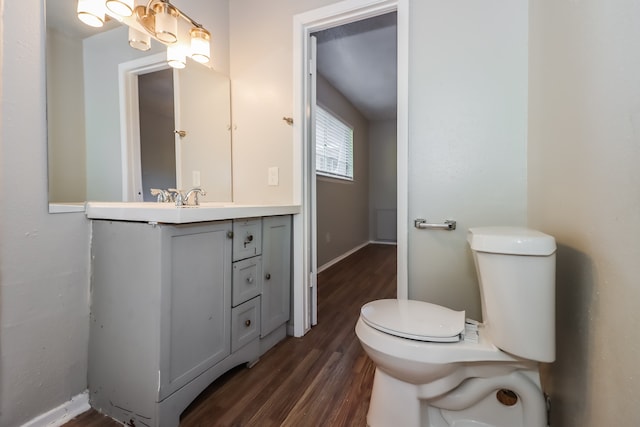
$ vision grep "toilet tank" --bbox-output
[468,227,556,363]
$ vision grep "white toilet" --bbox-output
[355,227,556,427]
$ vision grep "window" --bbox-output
[315,106,354,180]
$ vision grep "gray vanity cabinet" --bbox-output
[261,216,291,337]
[89,220,233,427]
[88,215,292,427]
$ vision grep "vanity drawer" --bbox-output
[232,256,262,307]
[233,218,262,261]
[231,296,260,353]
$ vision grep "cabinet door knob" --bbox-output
[245,319,251,327]
[227,231,234,239]
[265,273,271,280]
[246,276,254,284]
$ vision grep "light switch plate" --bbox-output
[268,167,279,186]
[192,171,201,186]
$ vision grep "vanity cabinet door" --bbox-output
[261,216,291,337]
[159,222,232,399]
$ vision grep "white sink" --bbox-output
[85,201,300,223]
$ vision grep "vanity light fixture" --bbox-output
[77,0,106,28]
[152,2,179,43]
[76,0,212,68]
[128,26,151,51]
[167,45,186,69]
[105,0,134,17]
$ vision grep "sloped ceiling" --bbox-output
[314,12,397,121]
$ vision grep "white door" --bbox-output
[174,60,232,201]
[406,1,528,321]
[309,35,318,326]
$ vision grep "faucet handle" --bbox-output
[150,188,171,203]
[167,188,186,206]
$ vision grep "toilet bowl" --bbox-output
[355,227,556,427]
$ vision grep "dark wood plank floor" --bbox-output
[64,243,396,427]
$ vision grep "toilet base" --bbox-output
[368,369,422,427]
[367,368,547,427]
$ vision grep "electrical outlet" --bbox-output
[268,167,279,186]
[192,171,201,186]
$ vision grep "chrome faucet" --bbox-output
[167,188,186,206]
[150,188,172,203]
[167,187,207,207]
[184,187,207,206]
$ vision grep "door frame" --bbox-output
[291,0,409,337]
[118,52,176,201]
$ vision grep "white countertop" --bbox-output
[85,202,300,224]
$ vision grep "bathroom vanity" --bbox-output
[86,203,298,427]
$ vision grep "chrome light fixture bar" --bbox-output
[76,0,212,68]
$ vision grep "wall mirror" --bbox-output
[45,0,232,209]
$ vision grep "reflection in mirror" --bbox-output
[45,0,232,208]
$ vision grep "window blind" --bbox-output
[315,106,354,180]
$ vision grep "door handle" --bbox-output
[414,219,456,230]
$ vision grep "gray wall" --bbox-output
[0,2,91,426]
[0,1,231,425]
[316,75,370,268]
[369,119,397,242]
[46,29,87,203]
[83,27,165,201]
[529,0,640,425]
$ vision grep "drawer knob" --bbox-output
[245,319,251,327]
[246,276,254,284]
[265,273,271,280]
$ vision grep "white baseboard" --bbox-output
[318,241,370,273]
[20,391,91,427]
[370,240,397,246]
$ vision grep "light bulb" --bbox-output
[190,28,211,64]
[167,46,186,69]
[77,0,105,28]
[129,27,151,51]
[106,0,134,17]
[154,3,178,44]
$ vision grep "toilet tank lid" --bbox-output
[468,227,556,256]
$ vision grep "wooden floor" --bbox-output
[64,243,396,427]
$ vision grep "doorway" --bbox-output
[311,12,398,320]
[138,68,177,201]
[291,0,409,336]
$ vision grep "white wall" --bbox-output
[0,1,231,425]
[229,0,341,204]
[0,1,91,426]
[46,29,86,203]
[407,0,528,319]
[316,75,370,268]
[83,27,165,201]
[528,1,640,425]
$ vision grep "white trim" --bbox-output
[317,241,370,273]
[318,240,398,274]
[396,0,409,300]
[292,0,409,337]
[118,52,168,202]
[370,240,398,246]
[20,391,92,427]
[48,203,86,214]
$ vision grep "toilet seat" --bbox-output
[360,299,465,343]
